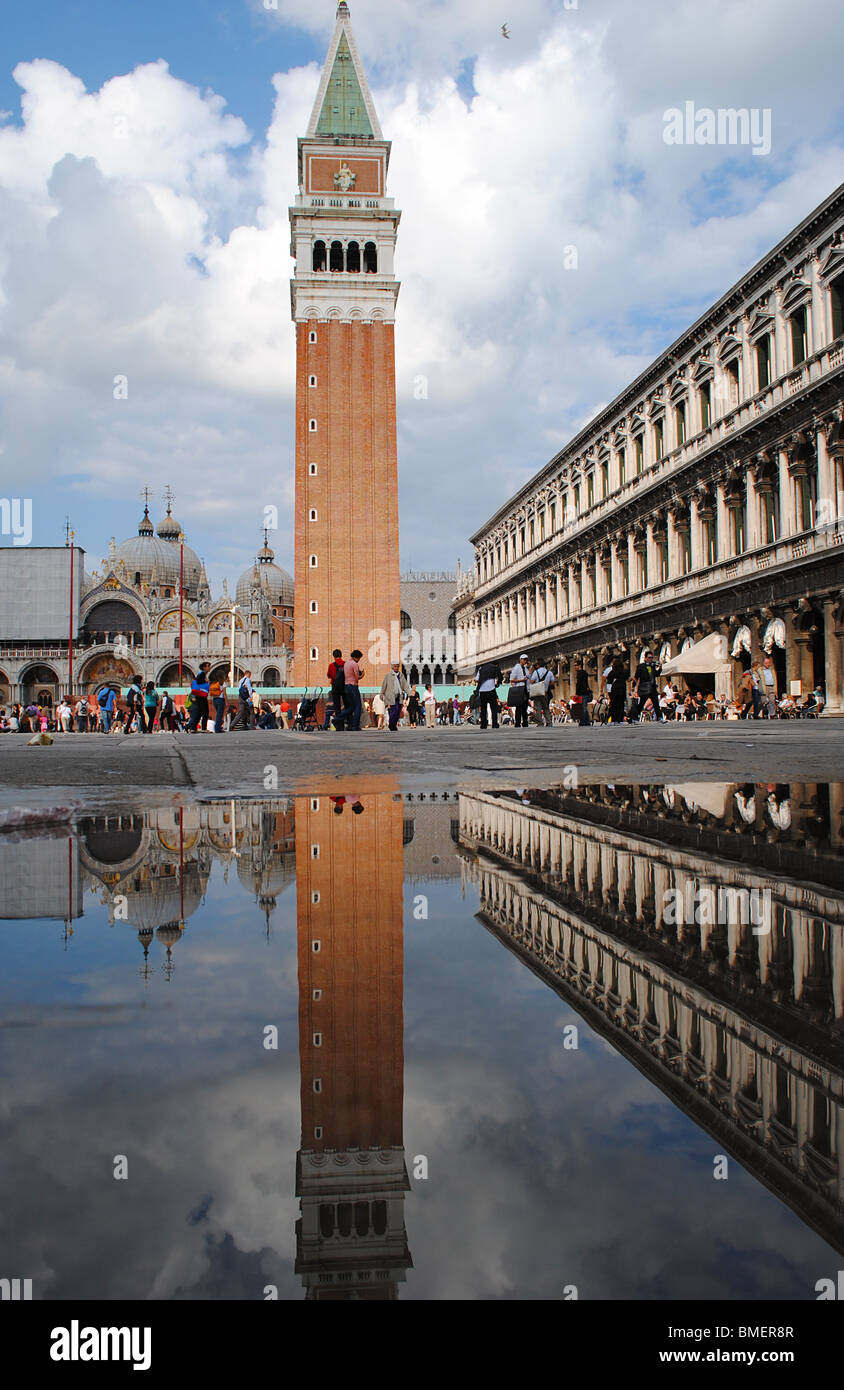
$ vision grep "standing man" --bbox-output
[573,660,592,726]
[343,649,364,731]
[633,649,661,722]
[508,654,531,729]
[327,649,346,731]
[75,695,89,733]
[159,690,176,732]
[124,675,144,734]
[474,659,503,731]
[529,657,553,727]
[98,686,116,733]
[187,662,211,733]
[379,662,411,731]
[230,670,254,730]
[760,655,778,718]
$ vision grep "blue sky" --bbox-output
[0,1,317,140]
[1,0,843,594]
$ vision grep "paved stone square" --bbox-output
[0,721,840,809]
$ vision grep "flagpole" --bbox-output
[178,531,184,686]
[67,523,75,699]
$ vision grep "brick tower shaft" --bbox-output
[290,1,401,689]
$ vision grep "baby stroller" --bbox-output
[293,688,322,732]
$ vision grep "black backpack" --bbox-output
[97,689,110,707]
[239,681,250,701]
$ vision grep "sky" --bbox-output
[0,0,843,596]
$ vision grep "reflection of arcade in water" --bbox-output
[459,784,844,1254]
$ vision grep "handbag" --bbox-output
[508,684,528,706]
[529,681,546,698]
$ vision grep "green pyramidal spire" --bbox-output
[309,4,382,140]
[315,31,374,138]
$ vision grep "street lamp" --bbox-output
[178,531,185,686]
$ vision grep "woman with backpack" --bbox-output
[157,690,174,731]
[124,676,144,734]
[210,676,227,732]
[143,681,159,733]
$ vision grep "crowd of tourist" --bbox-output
[0,647,827,734]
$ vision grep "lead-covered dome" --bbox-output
[113,507,202,598]
[236,536,294,607]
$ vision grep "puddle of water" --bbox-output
[0,781,841,1300]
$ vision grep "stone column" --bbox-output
[784,609,805,695]
[645,520,657,587]
[746,469,761,551]
[690,496,704,571]
[822,594,843,716]
[666,511,679,577]
[778,446,796,537]
[716,479,730,560]
[609,540,620,600]
[817,421,835,526]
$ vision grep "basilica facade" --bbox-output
[0,503,294,707]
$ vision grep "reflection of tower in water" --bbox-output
[294,791,412,1299]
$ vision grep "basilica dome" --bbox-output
[113,508,202,599]
[236,536,294,608]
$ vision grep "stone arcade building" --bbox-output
[455,184,844,712]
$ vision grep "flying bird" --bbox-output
[501,24,511,38]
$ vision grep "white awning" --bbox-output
[668,783,732,818]
[661,632,732,677]
[660,632,734,696]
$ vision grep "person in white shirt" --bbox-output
[423,683,437,728]
[529,659,553,727]
[760,657,778,718]
[473,661,503,730]
[508,655,530,729]
[230,672,255,731]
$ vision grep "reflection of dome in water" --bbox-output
[236,852,294,900]
[113,507,202,599]
[236,536,294,607]
[156,924,182,948]
[114,865,204,932]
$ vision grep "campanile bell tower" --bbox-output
[290,2,401,687]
